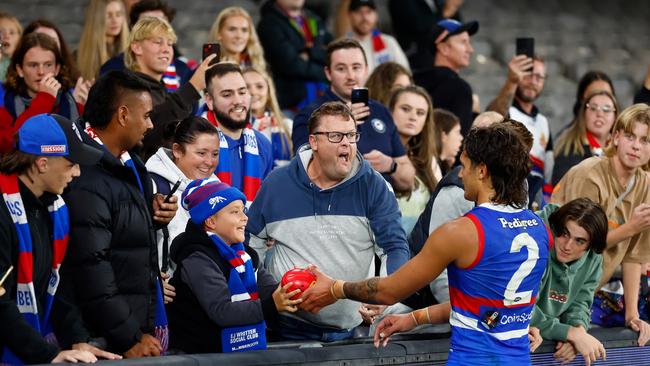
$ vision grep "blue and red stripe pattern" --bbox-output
[446,203,551,365]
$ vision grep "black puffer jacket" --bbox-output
[61,125,159,353]
[257,0,332,109]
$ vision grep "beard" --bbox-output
[214,107,250,132]
[515,87,539,103]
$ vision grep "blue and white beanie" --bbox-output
[181,178,246,224]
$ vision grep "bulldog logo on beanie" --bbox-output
[181,178,246,224]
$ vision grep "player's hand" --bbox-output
[373,314,416,348]
[359,304,386,325]
[528,326,543,352]
[124,334,161,358]
[298,265,335,313]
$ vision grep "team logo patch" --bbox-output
[209,195,227,209]
[480,310,500,329]
[41,145,66,154]
[370,118,386,133]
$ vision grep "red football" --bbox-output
[281,268,317,300]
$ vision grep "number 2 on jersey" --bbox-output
[504,233,539,306]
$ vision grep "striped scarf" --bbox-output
[83,123,169,353]
[251,112,291,167]
[208,232,267,353]
[203,110,262,206]
[0,174,68,365]
[162,63,179,92]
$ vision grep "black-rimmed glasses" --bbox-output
[312,131,361,143]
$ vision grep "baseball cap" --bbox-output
[181,178,246,224]
[433,19,479,45]
[349,0,376,11]
[17,114,103,165]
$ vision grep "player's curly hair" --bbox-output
[464,120,531,208]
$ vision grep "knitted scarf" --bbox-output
[203,110,262,205]
[208,232,267,352]
[251,112,291,167]
[83,123,169,353]
[0,174,68,365]
[162,63,179,92]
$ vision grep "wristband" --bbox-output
[330,280,347,299]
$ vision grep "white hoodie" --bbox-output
[145,147,220,275]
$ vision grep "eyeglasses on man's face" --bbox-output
[585,103,615,114]
[312,131,361,143]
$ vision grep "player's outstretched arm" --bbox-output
[300,218,477,313]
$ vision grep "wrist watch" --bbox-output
[388,160,398,174]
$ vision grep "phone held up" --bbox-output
[202,43,221,66]
[164,179,182,203]
[515,37,534,71]
[351,87,369,121]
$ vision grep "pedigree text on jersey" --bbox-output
[497,217,540,229]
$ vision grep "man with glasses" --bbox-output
[246,101,410,341]
[487,55,552,209]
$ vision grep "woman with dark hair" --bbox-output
[530,198,608,365]
[146,115,220,277]
[365,61,413,106]
[571,71,615,118]
[553,90,618,185]
[389,86,438,233]
[0,33,87,153]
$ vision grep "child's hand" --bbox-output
[272,282,302,312]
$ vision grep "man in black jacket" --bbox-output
[61,70,178,358]
[258,0,333,111]
[0,114,119,364]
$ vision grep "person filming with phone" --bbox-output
[486,39,552,209]
[292,38,415,192]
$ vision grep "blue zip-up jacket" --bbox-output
[246,145,410,329]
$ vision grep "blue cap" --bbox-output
[433,19,479,44]
[17,114,103,165]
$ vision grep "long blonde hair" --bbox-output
[77,0,129,80]
[555,90,618,158]
[209,7,267,72]
[243,67,292,155]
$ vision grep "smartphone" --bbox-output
[164,179,181,203]
[351,87,369,121]
[0,265,13,287]
[202,43,221,66]
[516,38,535,71]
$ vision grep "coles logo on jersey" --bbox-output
[370,118,386,133]
[549,289,568,303]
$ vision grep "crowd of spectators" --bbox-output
[1,0,650,364]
